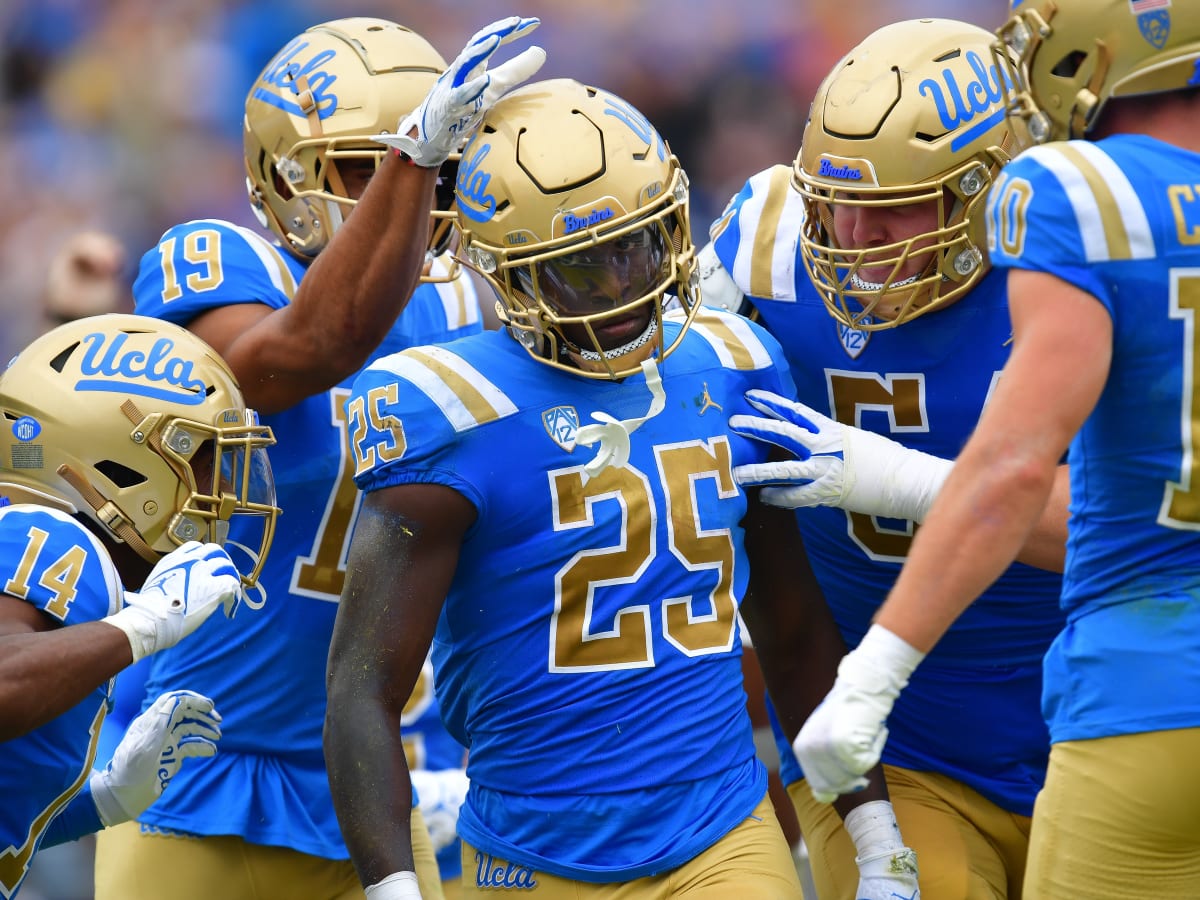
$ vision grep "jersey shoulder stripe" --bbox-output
[1019,143,1156,262]
[724,165,804,302]
[368,345,519,433]
[684,307,778,370]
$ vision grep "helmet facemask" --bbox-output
[479,179,695,379]
[796,158,998,330]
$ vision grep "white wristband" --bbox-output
[838,624,926,698]
[365,871,421,900]
[101,605,162,663]
[844,799,904,859]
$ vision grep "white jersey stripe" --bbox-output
[1023,143,1155,262]
[368,345,518,432]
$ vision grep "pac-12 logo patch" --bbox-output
[542,405,580,452]
[838,321,871,359]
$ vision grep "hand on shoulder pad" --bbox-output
[730,389,953,521]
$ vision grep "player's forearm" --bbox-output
[0,624,130,740]
[876,440,1057,652]
[324,697,418,884]
[291,155,437,372]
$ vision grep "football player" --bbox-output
[783,3,1200,898]
[700,18,1070,899]
[324,77,917,900]
[0,313,277,898]
[91,16,545,900]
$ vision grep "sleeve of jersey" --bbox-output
[348,346,508,512]
[132,219,299,325]
[0,506,123,625]
[985,143,1155,316]
[706,164,805,303]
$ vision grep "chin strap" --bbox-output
[57,463,158,563]
[575,358,666,477]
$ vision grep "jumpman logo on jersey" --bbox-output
[696,383,722,415]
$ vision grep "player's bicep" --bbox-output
[1004,268,1111,455]
[333,484,474,704]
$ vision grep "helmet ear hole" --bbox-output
[1051,50,1087,78]
[94,460,147,489]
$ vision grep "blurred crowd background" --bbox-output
[6,2,1005,896]
[2,0,1010,365]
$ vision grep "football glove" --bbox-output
[90,689,222,826]
[365,872,421,899]
[794,625,925,802]
[104,541,245,662]
[375,16,546,168]
[730,389,953,521]
[411,767,469,853]
[845,801,921,900]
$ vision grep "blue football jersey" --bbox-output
[0,505,120,898]
[985,136,1200,744]
[129,219,483,857]
[349,310,794,880]
[711,166,1065,814]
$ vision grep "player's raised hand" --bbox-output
[375,16,546,168]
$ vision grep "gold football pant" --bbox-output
[790,764,1031,899]
[1025,728,1200,899]
[456,794,803,898]
[93,808,443,900]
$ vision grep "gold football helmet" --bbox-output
[795,18,1024,330]
[0,314,279,585]
[995,0,1200,143]
[244,17,459,277]
[454,78,700,379]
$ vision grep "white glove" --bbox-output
[375,16,547,168]
[411,768,469,853]
[365,872,422,899]
[90,690,222,827]
[104,541,245,663]
[730,389,953,520]
[794,625,925,802]
[845,801,921,900]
